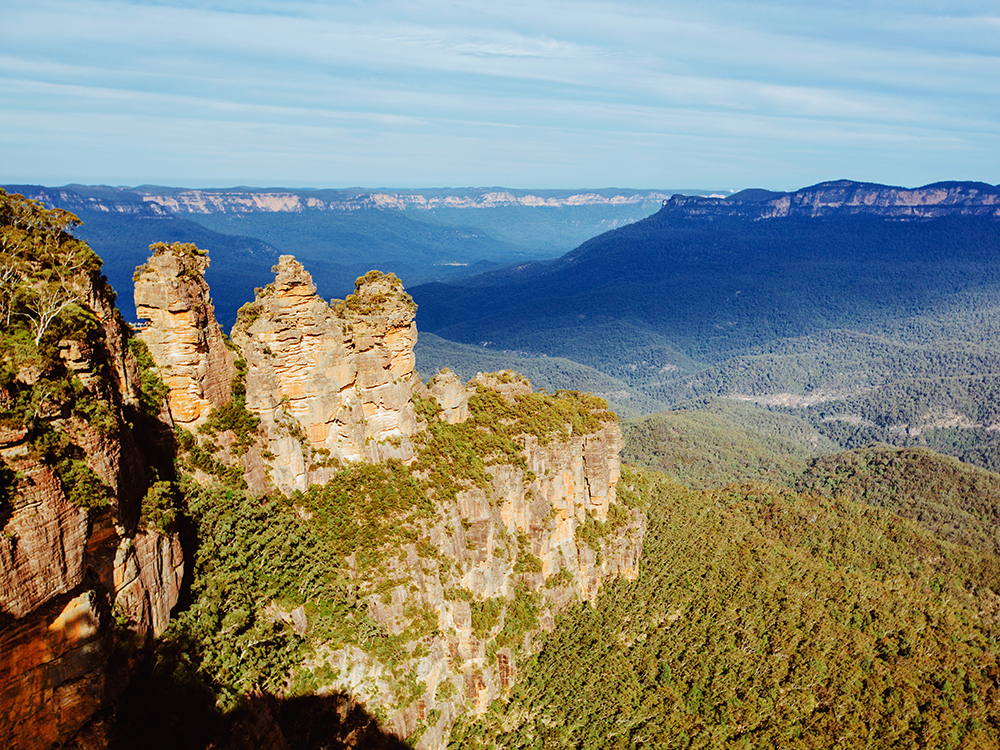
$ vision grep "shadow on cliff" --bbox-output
[110,656,408,750]
[228,692,412,750]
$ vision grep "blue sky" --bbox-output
[1,0,997,190]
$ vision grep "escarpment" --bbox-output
[253,370,642,749]
[132,249,646,749]
[0,193,183,749]
[662,179,1000,220]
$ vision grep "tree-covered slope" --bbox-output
[413,210,1000,376]
[799,445,1000,558]
[621,398,836,489]
[409,181,1000,471]
[456,468,1000,749]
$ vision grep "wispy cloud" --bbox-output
[1,0,997,188]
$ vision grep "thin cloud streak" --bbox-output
[0,0,997,188]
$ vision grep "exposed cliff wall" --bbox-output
[134,242,237,430]
[663,180,1000,220]
[129,250,644,749]
[0,193,183,749]
[300,382,641,749]
[263,370,643,749]
[136,188,672,213]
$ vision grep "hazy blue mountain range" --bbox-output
[10,178,1000,472]
[410,179,1000,469]
[3,184,692,325]
[9,181,1000,749]
[412,180,1000,369]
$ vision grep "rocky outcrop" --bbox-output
[131,252,643,749]
[231,258,419,493]
[1,243,183,748]
[663,180,1000,220]
[426,369,469,424]
[299,373,642,749]
[134,242,237,430]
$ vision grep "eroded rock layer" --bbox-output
[134,242,236,429]
[231,257,419,492]
[1,241,183,749]
[129,250,643,749]
[294,373,641,749]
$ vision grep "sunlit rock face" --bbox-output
[130,252,643,750]
[134,242,237,430]
[231,257,419,493]
[313,374,642,750]
[2,258,183,750]
[663,180,1000,220]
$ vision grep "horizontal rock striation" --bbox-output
[231,258,419,493]
[137,188,672,214]
[134,242,237,429]
[1,235,183,749]
[663,180,1000,220]
[130,251,644,749]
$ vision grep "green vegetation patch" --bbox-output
[129,337,169,418]
[335,269,416,317]
[199,358,259,456]
[800,444,1000,557]
[301,459,433,572]
[622,398,833,490]
[456,467,1000,749]
[468,382,616,446]
[153,479,343,711]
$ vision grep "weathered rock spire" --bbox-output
[231,257,419,492]
[133,242,236,429]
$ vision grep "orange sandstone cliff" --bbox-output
[0,218,183,748]
[129,248,643,750]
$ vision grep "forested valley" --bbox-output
[5,180,1000,749]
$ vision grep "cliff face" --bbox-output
[135,187,671,213]
[0,196,183,749]
[231,257,419,493]
[306,373,641,749]
[131,249,644,749]
[663,180,1000,220]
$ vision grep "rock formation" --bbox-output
[305,371,642,747]
[231,257,419,493]
[1,216,183,748]
[134,242,237,429]
[128,249,644,749]
[355,373,639,742]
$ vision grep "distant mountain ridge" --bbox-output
[133,186,679,214]
[1,183,696,326]
[4,184,174,217]
[694,179,1000,220]
[415,179,1000,363]
[5,184,685,215]
[409,178,1000,469]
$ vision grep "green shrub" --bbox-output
[141,480,179,532]
[129,337,169,418]
[470,598,503,640]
